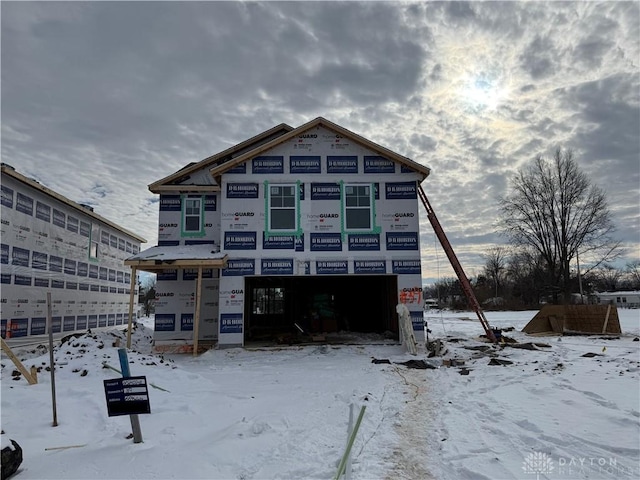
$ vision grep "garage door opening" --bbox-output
[244,275,398,342]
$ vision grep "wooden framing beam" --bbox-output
[127,266,137,349]
[124,256,227,270]
[193,266,203,356]
[1,337,37,385]
[123,254,227,355]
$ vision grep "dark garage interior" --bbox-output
[244,275,399,341]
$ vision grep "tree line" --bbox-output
[424,253,639,310]
[424,148,637,310]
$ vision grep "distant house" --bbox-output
[593,291,640,309]
[1,164,146,338]
[126,117,431,350]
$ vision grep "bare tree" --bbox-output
[499,149,621,303]
[140,276,157,317]
[625,260,640,290]
[482,246,508,299]
[507,247,547,306]
[592,263,623,291]
[432,277,464,308]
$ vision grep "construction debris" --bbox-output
[395,359,436,370]
[371,358,391,364]
[504,342,552,351]
[44,444,87,451]
[488,358,514,366]
[427,339,447,357]
[442,359,466,367]
[1,436,22,479]
[464,345,491,352]
[522,305,622,335]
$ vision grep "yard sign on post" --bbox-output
[102,348,149,443]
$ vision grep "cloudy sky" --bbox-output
[2,1,639,285]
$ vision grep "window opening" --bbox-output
[184,198,201,231]
[252,287,284,315]
[89,224,100,260]
[344,184,372,230]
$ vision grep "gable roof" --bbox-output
[1,163,146,243]
[209,117,431,179]
[148,123,294,193]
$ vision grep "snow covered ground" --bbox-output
[423,310,640,480]
[1,309,639,480]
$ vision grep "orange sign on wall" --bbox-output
[399,287,422,305]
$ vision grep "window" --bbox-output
[344,184,372,230]
[183,196,203,233]
[252,287,284,315]
[268,184,297,231]
[89,224,100,260]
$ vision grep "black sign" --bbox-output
[103,376,151,417]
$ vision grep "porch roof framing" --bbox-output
[124,245,228,355]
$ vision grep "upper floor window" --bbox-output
[183,196,204,234]
[268,184,297,231]
[343,184,373,230]
[1,185,13,208]
[89,224,100,260]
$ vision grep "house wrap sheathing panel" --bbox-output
[149,118,430,348]
[1,165,145,338]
